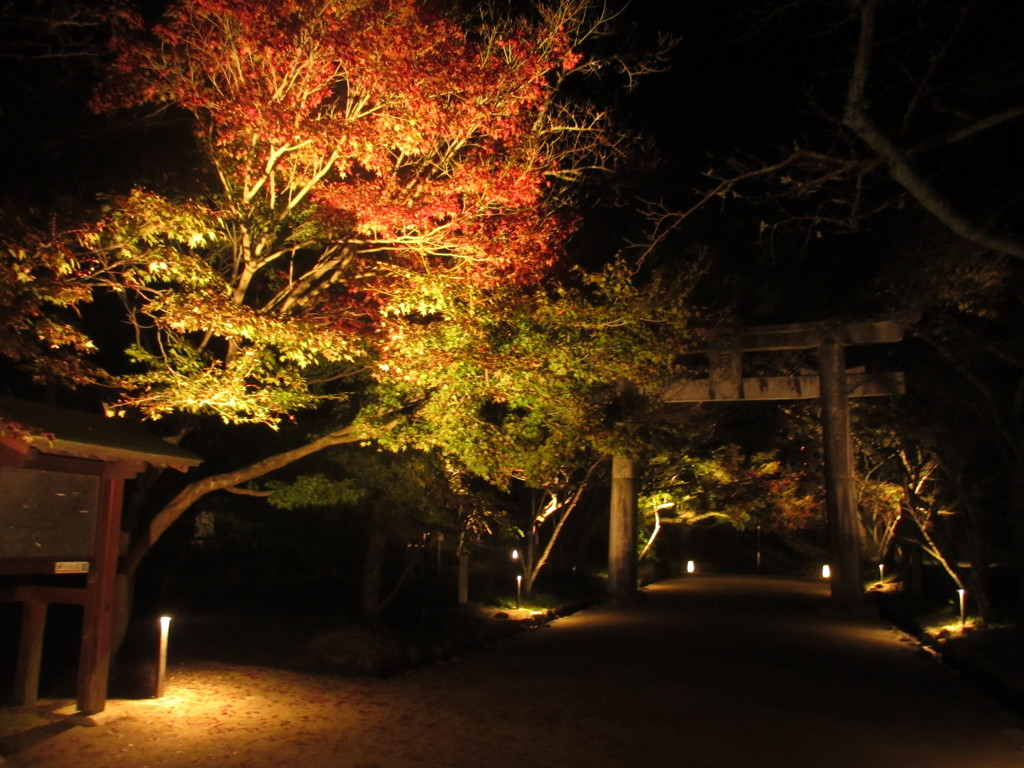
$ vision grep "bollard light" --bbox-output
[822,564,831,579]
[879,563,885,583]
[686,560,695,574]
[156,615,172,698]
[516,574,522,609]
[958,588,966,629]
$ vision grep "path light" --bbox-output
[958,588,966,629]
[511,548,519,561]
[156,615,171,698]
[686,560,696,574]
[822,564,831,579]
[516,574,522,609]
[878,563,885,583]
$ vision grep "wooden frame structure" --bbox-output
[1,397,201,713]
[608,317,911,607]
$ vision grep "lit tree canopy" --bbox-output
[3,0,658,426]
[375,257,700,487]
[0,0,678,578]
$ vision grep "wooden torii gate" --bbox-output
[608,317,910,607]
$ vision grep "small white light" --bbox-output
[511,549,519,560]
[822,565,831,579]
[686,560,695,574]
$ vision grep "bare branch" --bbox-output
[843,0,1024,259]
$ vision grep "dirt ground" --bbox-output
[0,606,551,768]
[3,577,1024,768]
[2,660,462,767]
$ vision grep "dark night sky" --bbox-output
[629,2,819,160]
[3,0,1017,328]
[610,1,881,325]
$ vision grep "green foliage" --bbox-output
[262,445,511,558]
[641,442,821,533]
[0,0,686,584]
[375,256,701,487]
[265,474,365,510]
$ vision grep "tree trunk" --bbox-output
[524,521,538,597]
[900,540,923,600]
[1012,434,1024,623]
[457,551,469,605]
[965,563,993,624]
[361,518,387,619]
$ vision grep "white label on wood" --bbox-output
[54,561,90,574]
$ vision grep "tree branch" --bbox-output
[223,486,272,497]
[843,0,1024,260]
[124,419,397,574]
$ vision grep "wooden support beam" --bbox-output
[819,341,863,608]
[457,552,469,606]
[77,475,123,714]
[706,316,911,352]
[13,600,47,705]
[0,585,88,605]
[659,371,905,403]
[608,455,638,604]
[709,337,742,400]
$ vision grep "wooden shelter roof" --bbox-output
[0,396,202,471]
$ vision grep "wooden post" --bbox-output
[14,599,47,705]
[818,340,863,608]
[457,551,469,605]
[608,454,638,603]
[77,475,123,714]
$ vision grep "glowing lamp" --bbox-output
[821,564,831,579]
[156,615,172,698]
[957,588,966,628]
[686,560,696,574]
[516,574,523,609]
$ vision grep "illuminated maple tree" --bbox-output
[0,0,673,584]
[69,0,604,423]
[372,256,700,594]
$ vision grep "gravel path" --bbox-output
[3,575,1023,767]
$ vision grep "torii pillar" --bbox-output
[819,338,862,608]
[608,455,639,603]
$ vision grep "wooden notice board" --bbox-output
[1,397,201,713]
